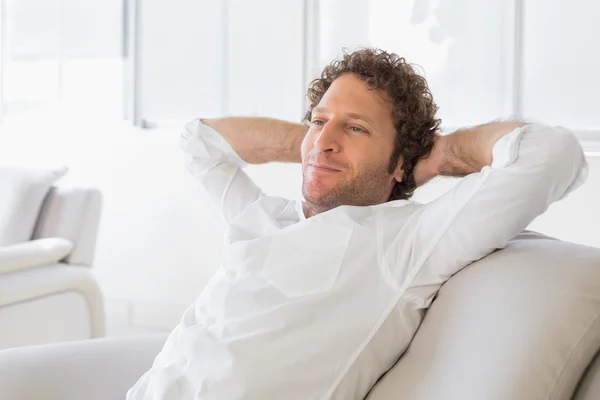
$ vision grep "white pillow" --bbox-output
[0,165,68,246]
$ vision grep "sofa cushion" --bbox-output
[0,238,73,274]
[0,334,168,399]
[367,231,600,400]
[0,165,68,246]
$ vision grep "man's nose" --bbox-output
[314,122,341,153]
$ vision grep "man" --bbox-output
[128,48,587,399]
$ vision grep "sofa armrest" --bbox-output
[0,238,73,274]
[0,264,105,337]
[0,334,167,400]
[33,186,102,266]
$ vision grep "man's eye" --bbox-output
[349,126,364,133]
[312,119,324,126]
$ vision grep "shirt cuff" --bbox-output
[185,118,248,169]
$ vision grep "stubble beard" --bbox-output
[301,162,394,214]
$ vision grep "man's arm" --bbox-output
[413,121,525,185]
[400,123,588,307]
[202,117,305,164]
[180,117,305,229]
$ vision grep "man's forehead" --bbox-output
[319,75,391,114]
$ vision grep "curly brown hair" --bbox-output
[303,48,441,201]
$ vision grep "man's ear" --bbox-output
[392,159,404,183]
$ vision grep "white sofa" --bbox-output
[0,231,599,399]
[0,184,105,350]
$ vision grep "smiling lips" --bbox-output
[309,163,342,172]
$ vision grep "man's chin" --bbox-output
[302,188,323,204]
[302,186,342,210]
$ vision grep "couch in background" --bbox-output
[0,165,104,350]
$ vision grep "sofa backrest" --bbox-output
[367,231,600,400]
[0,164,68,246]
[33,186,103,266]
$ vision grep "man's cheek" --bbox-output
[301,137,312,153]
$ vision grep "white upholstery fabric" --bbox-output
[367,231,600,400]
[0,165,68,246]
[0,291,91,350]
[0,238,73,274]
[0,264,105,341]
[33,186,102,266]
[574,352,600,400]
[0,334,168,400]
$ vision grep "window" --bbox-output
[0,0,124,122]
[522,0,600,134]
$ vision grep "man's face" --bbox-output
[301,73,403,214]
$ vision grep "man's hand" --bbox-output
[413,121,525,185]
[413,135,443,187]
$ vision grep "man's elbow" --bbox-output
[550,125,583,162]
[535,125,587,199]
[524,124,582,161]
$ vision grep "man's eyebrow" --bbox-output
[312,107,375,125]
[346,112,375,125]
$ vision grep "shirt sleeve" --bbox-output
[179,118,265,228]
[403,123,589,307]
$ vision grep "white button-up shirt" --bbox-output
[128,119,588,400]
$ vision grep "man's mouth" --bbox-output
[309,163,341,172]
